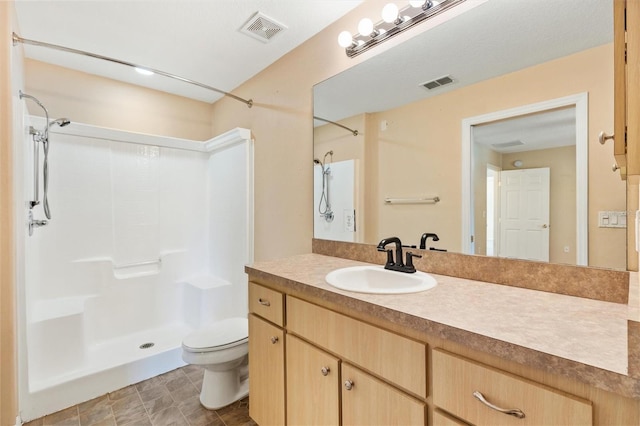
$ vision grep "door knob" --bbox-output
[542,224,548,229]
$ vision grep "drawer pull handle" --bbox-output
[344,380,354,391]
[473,391,525,419]
[258,298,271,307]
[321,366,330,376]
[270,336,279,344]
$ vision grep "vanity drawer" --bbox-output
[287,296,426,398]
[248,282,284,326]
[432,349,592,426]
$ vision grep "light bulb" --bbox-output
[338,30,354,48]
[381,3,399,23]
[358,18,374,36]
[409,0,425,7]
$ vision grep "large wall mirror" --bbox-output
[313,0,628,270]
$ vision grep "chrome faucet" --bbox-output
[419,233,439,250]
[377,237,422,273]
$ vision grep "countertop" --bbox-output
[246,253,640,399]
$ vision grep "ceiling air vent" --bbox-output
[240,12,287,43]
[491,140,525,149]
[420,75,455,90]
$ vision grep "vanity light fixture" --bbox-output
[338,0,465,57]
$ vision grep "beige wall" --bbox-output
[23,60,214,141]
[207,0,453,261]
[1,2,17,423]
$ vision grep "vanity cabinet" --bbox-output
[286,296,426,425]
[248,283,285,426]
[432,349,592,426]
[247,277,638,425]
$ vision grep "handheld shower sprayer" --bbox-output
[314,151,334,223]
[19,90,71,225]
[49,118,71,128]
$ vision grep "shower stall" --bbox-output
[15,107,253,420]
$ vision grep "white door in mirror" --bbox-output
[325,266,437,294]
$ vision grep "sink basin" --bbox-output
[325,265,437,294]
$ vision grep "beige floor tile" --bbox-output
[112,404,147,426]
[149,406,188,426]
[79,405,113,426]
[43,406,80,426]
[108,385,138,402]
[143,393,175,416]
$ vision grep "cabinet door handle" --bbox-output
[270,336,279,344]
[344,380,354,390]
[258,298,271,307]
[598,131,614,145]
[321,366,330,376]
[473,391,525,419]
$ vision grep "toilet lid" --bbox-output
[183,317,248,352]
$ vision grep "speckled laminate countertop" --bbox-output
[246,253,640,399]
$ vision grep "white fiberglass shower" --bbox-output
[16,114,253,421]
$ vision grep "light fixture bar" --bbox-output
[343,0,465,58]
[12,33,253,108]
[314,116,359,136]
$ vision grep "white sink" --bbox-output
[325,265,437,294]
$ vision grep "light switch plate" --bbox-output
[598,211,627,228]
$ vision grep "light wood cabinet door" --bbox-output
[432,349,592,426]
[341,363,426,426]
[286,335,340,426]
[248,314,285,426]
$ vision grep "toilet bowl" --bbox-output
[182,317,249,410]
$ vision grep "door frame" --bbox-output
[461,92,588,265]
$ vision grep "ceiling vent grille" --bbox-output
[491,140,525,149]
[420,75,455,90]
[240,12,287,43]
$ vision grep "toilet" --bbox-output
[182,317,249,410]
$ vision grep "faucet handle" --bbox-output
[405,252,422,272]
[382,249,394,268]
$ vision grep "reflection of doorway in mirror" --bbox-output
[462,93,587,265]
[486,165,501,256]
[499,168,551,262]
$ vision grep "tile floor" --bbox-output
[23,365,256,426]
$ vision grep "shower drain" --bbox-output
[139,342,155,349]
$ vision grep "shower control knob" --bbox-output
[270,336,279,344]
[321,366,330,376]
[344,380,354,390]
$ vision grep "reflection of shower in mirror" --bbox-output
[314,151,334,223]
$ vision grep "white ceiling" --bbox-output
[473,106,576,154]
[13,0,363,103]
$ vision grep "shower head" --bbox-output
[49,118,71,128]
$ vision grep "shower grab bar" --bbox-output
[13,33,253,109]
[384,196,440,204]
[113,258,162,269]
